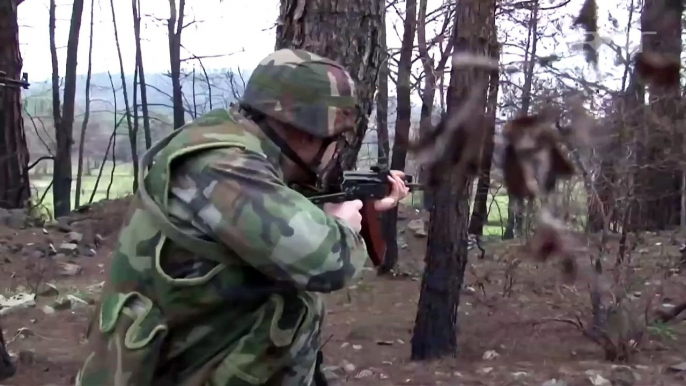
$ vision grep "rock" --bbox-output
[541,380,567,386]
[67,295,89,309]
[0,208,10,225]
[84,248,97,257]
[0,293,36,315]
[406,219,427,237]
[588,373,610,385]
[342,360,355,373]
[67,232,83,244]
[41,305,56,315]
[322,366,340,383]
[57,262,82,276]
[52,297,72,311]
[36,283,59,297]
[16,327,34,339]
[610,366,636,386]
[482,350,499,360]
[6,209,27,229]
[668,362,686,372]
[94,234,104,247]
[58,243,78,254]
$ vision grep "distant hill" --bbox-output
[23,68,251,117]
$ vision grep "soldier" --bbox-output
[75,48,409,385]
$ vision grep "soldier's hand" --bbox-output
[323,200,363,233]
[373,170,410,211]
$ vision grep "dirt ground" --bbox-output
[1,199,685,385]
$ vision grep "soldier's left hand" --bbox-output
[373,170,411,211]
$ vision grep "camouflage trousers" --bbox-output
[75,291,325,386]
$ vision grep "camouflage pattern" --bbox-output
[75,105,369,385]
[241,49,358,138]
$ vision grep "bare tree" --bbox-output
[416,0,454,208]
[109,0,136,190]
[168,0,186,129]
[75,0,95,208]
[411,0,496,360]
[379,0,417,275]
[133,0,151,149]
[468,42,500,236]
[52,0,85,217]
[0,0,30,209]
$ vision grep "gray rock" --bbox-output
[406,219,427,237]
[58,243,78,254]
[67,232,83,244]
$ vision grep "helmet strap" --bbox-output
[251,115,321,182]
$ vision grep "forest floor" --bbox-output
[1,199,685,385]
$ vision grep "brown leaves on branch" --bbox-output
[573,0,598,65]
[502,113,575,200]
[399,52,495,187]
[405,51,597,280]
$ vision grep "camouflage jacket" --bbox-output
[76,106,369,385]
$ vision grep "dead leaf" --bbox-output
[573,0,598,65]
[502,114,575,199]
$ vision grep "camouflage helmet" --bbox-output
[241,48,358,138]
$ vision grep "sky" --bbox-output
[15,0,639,102]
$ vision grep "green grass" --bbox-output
[401,190,510,236]
[29,162,135,218]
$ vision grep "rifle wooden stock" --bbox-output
[360,200,385,266]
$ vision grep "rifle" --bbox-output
[306,166,422,267]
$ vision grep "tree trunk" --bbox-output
[635,0,682,230]
[411,0,495,360]
[504,0,539,239]
[468,43,500,236]
[379,0,416,275]
[416,0,453,211]
[0,0,29,209]
[376,3,389,166]
[133,0,151,150]
[275,0,384,173]
[74,0,95,209]
[168,0,185,129]
[52,0,85,217]
[110,0,137,190]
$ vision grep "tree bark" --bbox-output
[133,0,151,150]
[504,0,539,239]
[376,4,389,167]
[379,0,416,275]
[75,0,95,209]
[109,0,137,190]
[0,0,29,209]
[411,0,495,360]
[634,0,682,230]
[468,42,500,236]
[275,0,385,173]
[168,0,185,129]
[416,1,453,211]
[52,0,85,217]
